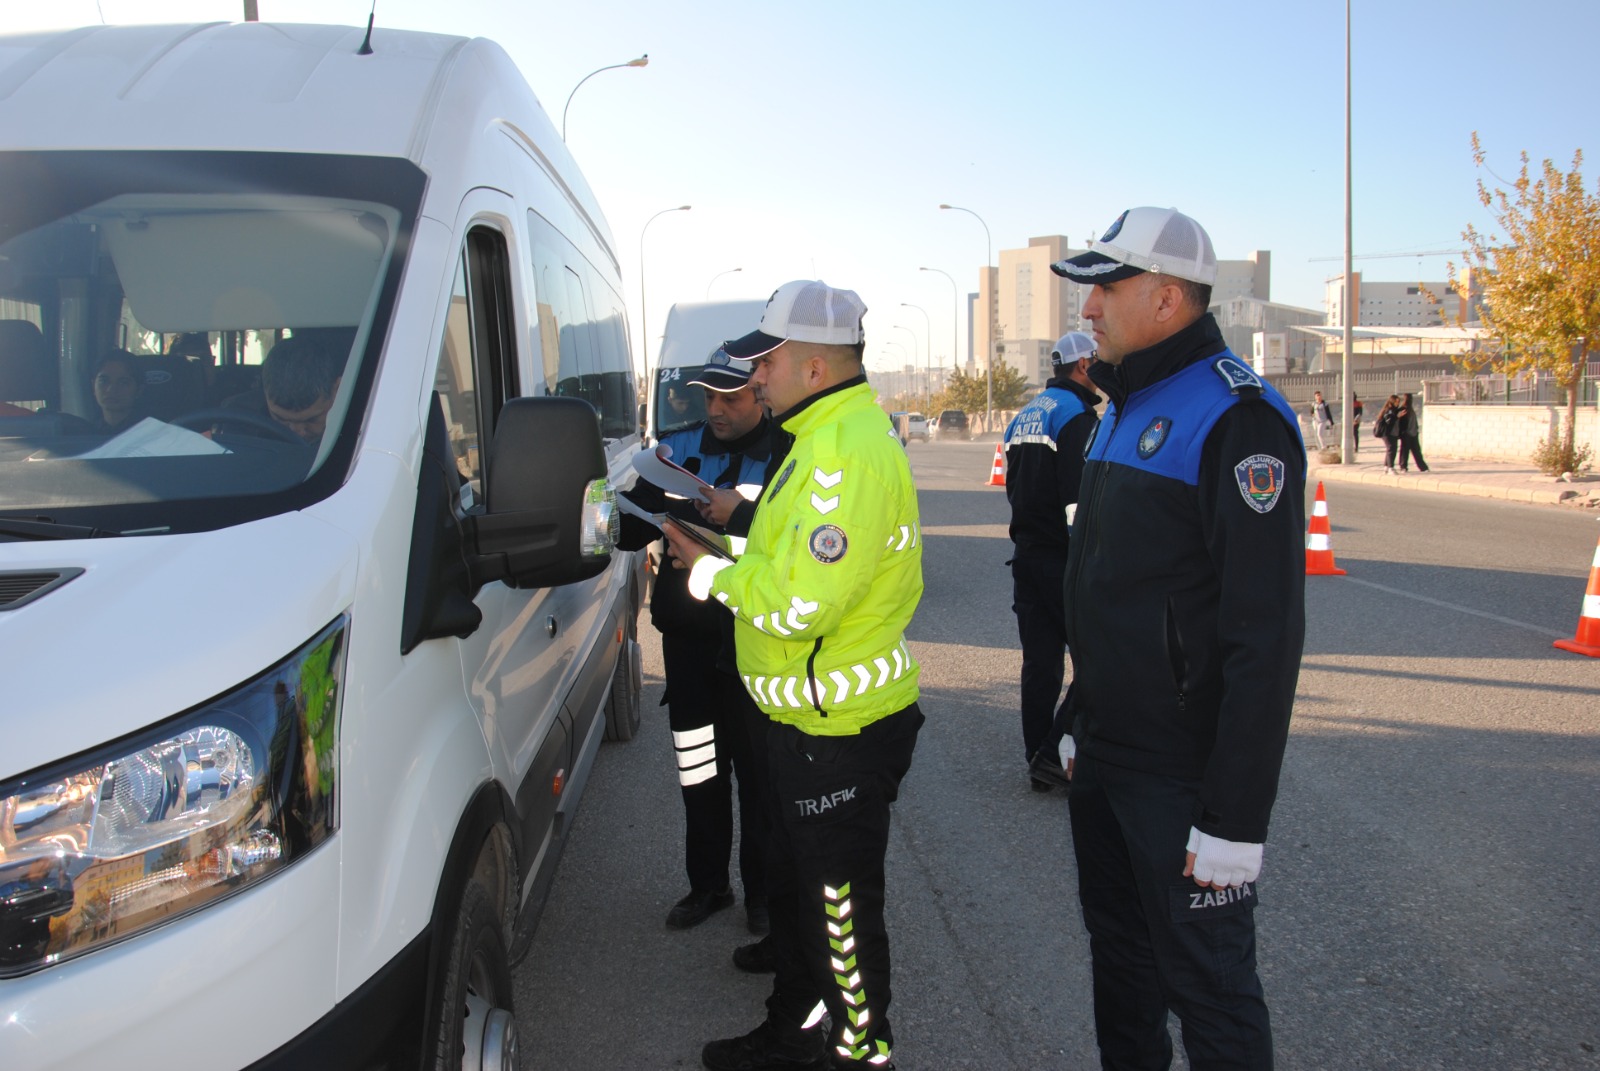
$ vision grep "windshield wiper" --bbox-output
[0,517,111,540]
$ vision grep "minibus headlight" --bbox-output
[0,617,346,977]
[581,477,618,557]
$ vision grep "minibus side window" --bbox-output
[433,227,516,508]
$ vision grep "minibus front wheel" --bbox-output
[435,873,519,1070]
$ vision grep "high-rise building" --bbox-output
[988,238,1272,386]
[1324,271,1480,329]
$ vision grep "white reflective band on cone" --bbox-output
[1307,533,1330,551]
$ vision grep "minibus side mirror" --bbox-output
[470,396,614,589]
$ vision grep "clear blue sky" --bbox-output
[7,0,1594,372]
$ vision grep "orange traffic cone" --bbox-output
[986,443,1006,487]
[1305,481,1346,576]
[1553,524,1600,658]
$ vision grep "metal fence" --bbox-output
[1422,365,1600,407]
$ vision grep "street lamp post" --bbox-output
[900,302,931,412]
[639,205,690,370]
[561,54,649,140]
[939,204,994,432]
[1340,0,1355,465]
[706,267,743,299]
[920,266,958,408]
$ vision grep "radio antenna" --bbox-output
[357,1,377,55]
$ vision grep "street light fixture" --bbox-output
[561,54,649,140]
[919,266,958,407]
[939,204,994,432]
[706,267,743,299]
[900,302,931,412]
[638,205,690,370]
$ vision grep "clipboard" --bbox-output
[662,515,736,562]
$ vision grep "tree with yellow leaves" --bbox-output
[1447,134,1597,474]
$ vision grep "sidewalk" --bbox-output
[1308,450,1600,510]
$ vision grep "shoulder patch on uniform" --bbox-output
[1137,417,1172,459]
[1234,454,1286,513]
[769,459,796,499]
[1214,357,1262,394]
[809,524,848,563]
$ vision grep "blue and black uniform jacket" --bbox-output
[1064,314,1306,844]
[1003,376,1101,558]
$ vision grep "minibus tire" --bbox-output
[434,877,517,1071]
[603,614,642,742]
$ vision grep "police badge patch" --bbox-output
[768,459,796,499]
[1234,454,1285,513]
[809,524,847,564]
[1137,417,1172,459]
[1213,357,1262,395]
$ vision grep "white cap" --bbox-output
[1051,207,1218,286]
[722,280,867,360]
[1050,331,1096,367]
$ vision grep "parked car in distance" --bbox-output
[934,408,970,441]
[902,411,929,443]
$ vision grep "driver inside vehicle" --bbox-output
[261,336,343,446]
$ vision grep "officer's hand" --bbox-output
[696,487,746,528]
[660,517,706,571]
[1057,735,1075,781]
[1183,828,1262,889]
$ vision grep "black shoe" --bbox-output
[746,896,770,935]
[732,937,776,973]
[666,887,734,929]
[1027,751,1071,791]
[702,1019,828,1071]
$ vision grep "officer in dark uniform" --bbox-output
[1002,330,1100,791]
[1053,207,1306,1070]
[618,352,775,932]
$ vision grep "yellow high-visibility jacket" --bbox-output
[689,378,923,735]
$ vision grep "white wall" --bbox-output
[1419,404,1600,462]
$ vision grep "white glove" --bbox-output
[1057,734,1076,774]
[1185,827,1262,888]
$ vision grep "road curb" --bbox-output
[1308,463,1588,506]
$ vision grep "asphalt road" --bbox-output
[517,440,1600,1070]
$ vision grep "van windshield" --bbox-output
[0,151,422,537]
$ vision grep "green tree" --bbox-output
[938,365,1029,415]
[1447,135,1598,473]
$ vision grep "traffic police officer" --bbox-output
[1053,208,1306,1070]
[618,353,775,932]
[1002,330,1100,790]
[664,280,923,1071]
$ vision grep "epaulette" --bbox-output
[1213,356,1263,397]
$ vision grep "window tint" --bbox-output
[525,210,635,442]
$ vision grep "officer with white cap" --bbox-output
[1053,207,1306,1070]
[1001,330,1100,790]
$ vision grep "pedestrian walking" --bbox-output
[1309,390,1334,450]
[1351,393,1364,454]
[1052,206,1307,1071]
[663,280,924,1071]
[617,355,777,933]
[1002,330,1101,791]
[1374,394,1402,473]
[1395,391,1430,473]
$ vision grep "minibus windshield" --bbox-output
[0,151,422,536]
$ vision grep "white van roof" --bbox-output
[656,299,766,370]
[0,22,616,258]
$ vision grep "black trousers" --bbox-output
[762,704,923,1065]
[661,631,767,898]
[1068,753,1272,1071]
[1397,434,1429,472]
[1011,552,1070,762]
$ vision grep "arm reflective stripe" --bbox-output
[814,467,843,488]
[770,615,793,638]
[752,677,769,705]
[754,614,767,632]
[786,596,819,632]
[680,760,718,787]
[829,671,851,704]
[801,677,816,706]
[895,526,910,550]
[874,658,891,686]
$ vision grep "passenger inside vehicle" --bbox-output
[261,335,344,446]
[89,349,148,434]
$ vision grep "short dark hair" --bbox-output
[94,348,142,381]
[262,336,343,411]
[1176,278,1212,312]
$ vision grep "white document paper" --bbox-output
[72,417,231,458]
[631,443,712,501]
